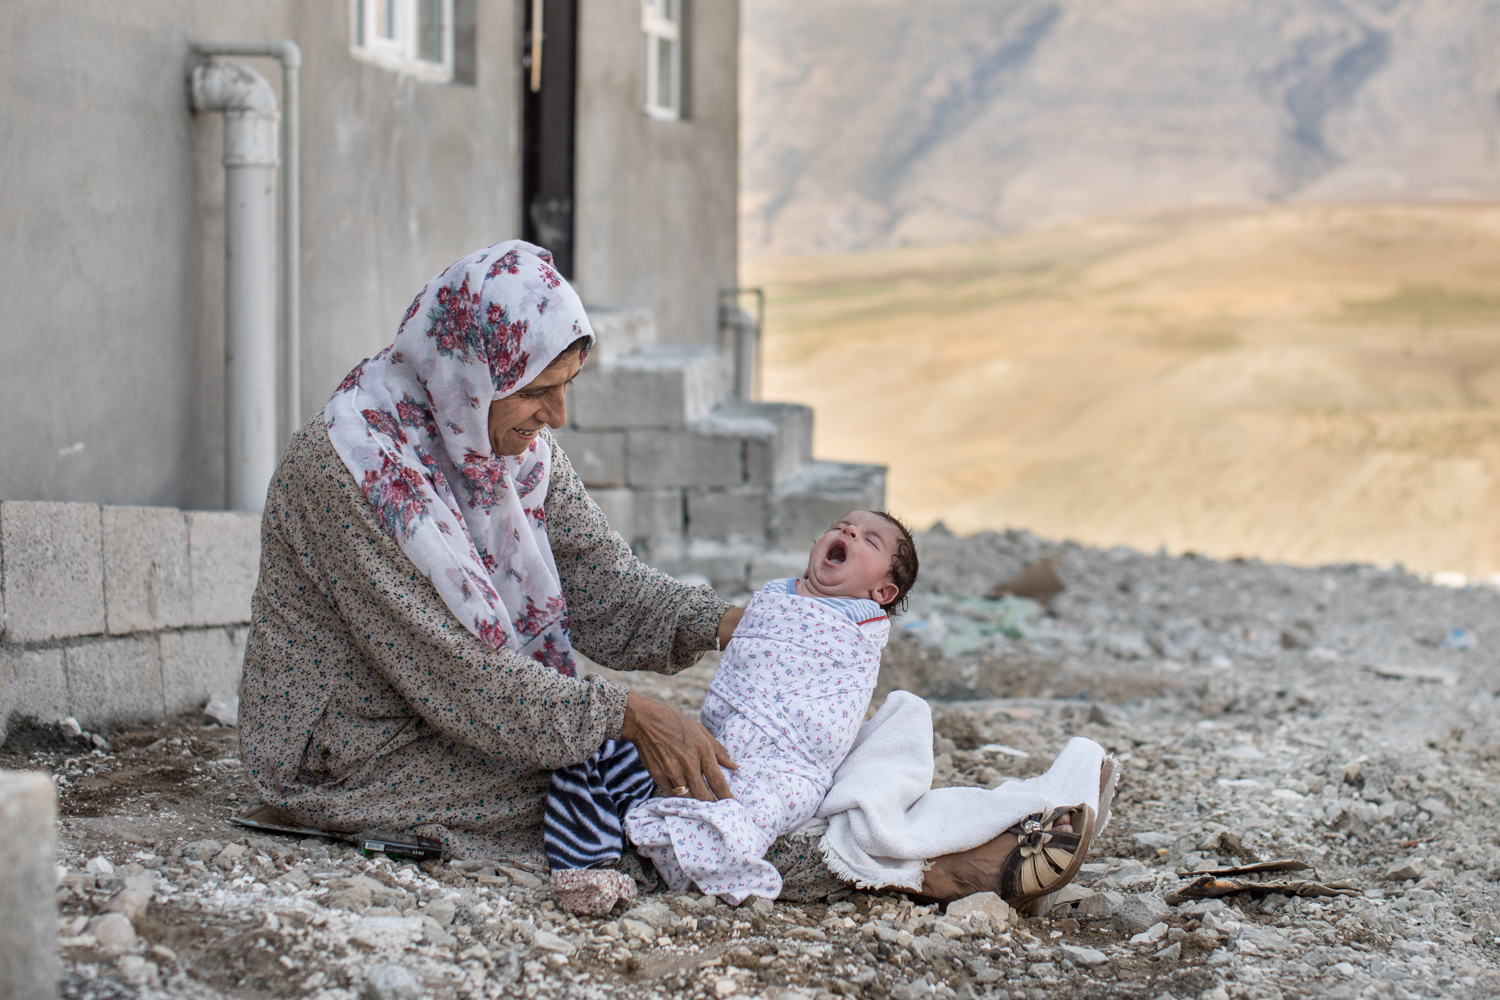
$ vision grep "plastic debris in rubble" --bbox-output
[1440,627,1475,651]
[900,593,1042,656]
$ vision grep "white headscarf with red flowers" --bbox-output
[325,241,593,676]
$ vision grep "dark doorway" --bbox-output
[521,0,578,278]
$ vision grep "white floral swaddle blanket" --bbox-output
[623,580,890,903]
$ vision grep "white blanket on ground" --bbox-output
[814,691,1106,891]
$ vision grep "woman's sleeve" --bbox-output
[544,430,730,674]
[275,424,630,769]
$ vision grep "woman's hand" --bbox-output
[716,606,744,650]
[620,691,738,801]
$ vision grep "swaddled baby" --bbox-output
[545,509,918,907]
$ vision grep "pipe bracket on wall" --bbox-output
[190,41,301,512]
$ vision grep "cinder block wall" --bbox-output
[0,501,258,745]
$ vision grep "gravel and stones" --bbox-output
[7,526,1500,999]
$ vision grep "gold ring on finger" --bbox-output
[672,785,689,797]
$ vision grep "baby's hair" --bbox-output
[870,510,919,615]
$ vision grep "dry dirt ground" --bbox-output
[747,202,1500,580]
[8,527,1500,1000]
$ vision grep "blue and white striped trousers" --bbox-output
[544,739,655,870]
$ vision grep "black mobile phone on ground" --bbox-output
[356,828,444,861]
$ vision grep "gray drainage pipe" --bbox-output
[191,58,279,510]
[190,41,301,511]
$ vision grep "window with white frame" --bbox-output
[642,0,686,120]
[352,0,454,82]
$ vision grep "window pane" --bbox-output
[417,0,443,62]
[381,0,396,38]
[657,36,674,109]
[356,0,366,46]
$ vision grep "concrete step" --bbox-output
[587,456,887,594]
[568,344,733,430]
[583,306,657,363]
[640,539,808,596]
[557,399,813,492]
[770,460,887,549]
[695,401,813,488]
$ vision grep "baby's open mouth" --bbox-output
[827,540,847,564]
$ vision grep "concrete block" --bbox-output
[0,770,57,999]
[571,346,732,429]
[646,548,752,594]
[585,488,636,541]
[187,511,262,626]
[63,636,164,729]
[584,305,657,363]
[1,648,68,739]
[554,429,627,487]
[0,654,12,746]
[632,488,685,544]
[160,627,244,716]
[686,488,769,542]
[770,461,887,549]
[628,430,743,488]
[1,501,105,642]
[749,549,810,591]
[704,402,814,487]
[102,505,191,634]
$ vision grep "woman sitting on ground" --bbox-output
[238,240,1112,909]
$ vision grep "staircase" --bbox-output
[556,308,885,594]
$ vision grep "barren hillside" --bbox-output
[742,0,1500,255]
[750,203,1500,578]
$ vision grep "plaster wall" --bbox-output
[0,1,522,508]
[573,0,740,348]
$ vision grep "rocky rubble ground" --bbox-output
[5,527,1500,1000]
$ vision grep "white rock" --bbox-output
[115,955,159,987]
[204,692,239,727]
[622,901,674,929]
[945,891,1015,928]
[532,930,575,956]
[1178,899,1227,916]
[424,898,457,927]
[621,917,656,941]
[362,964,422,1000]
[1060,944,1108,966]
[497,865,543,889]
[104,888,150,926]
[86,914,136,954]
[85,856,115,876]
[1131,922,1169,945]
[1113,894,1170,934]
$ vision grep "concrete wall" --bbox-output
[0,502,260,745]
[1,0,741,508]
[573,0,740,348]
[1,1,523,509]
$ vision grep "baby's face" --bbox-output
[802,510,899,606]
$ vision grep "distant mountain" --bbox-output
[741,0,1500,255]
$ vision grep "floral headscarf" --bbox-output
[325,241,593,676]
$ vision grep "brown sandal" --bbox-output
[912,756,1116,911]
[998,803,1095,915]
[1019,755,1117,917]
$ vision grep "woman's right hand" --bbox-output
[620,691,738,801]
